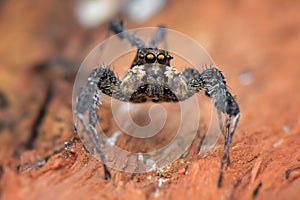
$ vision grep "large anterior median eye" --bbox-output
[145,53,156,63]
[157,53,167,64]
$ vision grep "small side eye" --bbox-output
[138,54,144,59]
[157,53,167,64]
[145,53,156,63]
[167,55,173,60]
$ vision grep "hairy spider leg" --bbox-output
[75,68,117,179]
[108,20,146,49]
[108,20,167,50]
[182,68,201,81]
[149,25,166,48]
[187,67,240,187]
[217,113,240,187]
[89,86,112,179]
[183,68,226,135]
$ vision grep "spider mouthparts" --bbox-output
[151,96,159,100]
[152,98,159,103]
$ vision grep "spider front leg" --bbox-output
[75,66,122,180]
[182,68,201,81]
[187,67,240,187]
[149,25,166,48]
[108,20,146,49]
[108,20,166,49]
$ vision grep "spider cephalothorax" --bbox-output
[75,20,240,187]
[132,48,173,66]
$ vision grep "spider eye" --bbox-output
[157,53,167,64]
[167,55,173,60]
[145,53,156,63]
[138,54,144,59]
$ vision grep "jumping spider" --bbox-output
[75,20,240,187]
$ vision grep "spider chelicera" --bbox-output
[75,20,240,187]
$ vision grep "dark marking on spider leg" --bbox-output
[218,159,225,187]
[252,182,262,198]
[224,116,232,165]
[108,20,146,49]
[182,68,201,81]
[149,25,166,48]
[96,67,121,96]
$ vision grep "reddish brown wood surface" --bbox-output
[0,1,300,199]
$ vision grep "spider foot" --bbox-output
[218,113,240,187]
[104,165,112,180]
